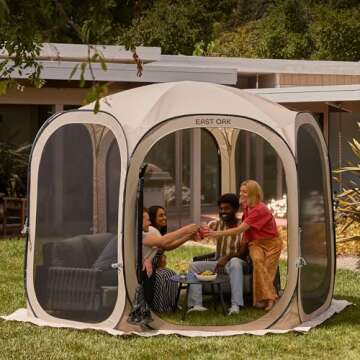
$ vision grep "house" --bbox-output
[0,43,358,205]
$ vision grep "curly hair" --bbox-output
[217,193,240,211]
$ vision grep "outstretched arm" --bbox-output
[206,222,250,238]
[143,224,198,249]
[160,233,195,250]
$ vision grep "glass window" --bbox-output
[297,124,332,314]
[34,124,120,323]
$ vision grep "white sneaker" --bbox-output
[228,305,240,315]
[187,305,208,313]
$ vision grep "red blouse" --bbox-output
[242,202,279,242]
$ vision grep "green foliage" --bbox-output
[0,141,30,197]
[210,0,360,61]
[310,6,360,61]
[193,40,217,56]
[0,1,49,87]
[334,123,360,236]
[119,0,238,55]
[208,22,259,57]
[83,83,109,113]
[0,0,125,110]
[165,244,213,271]
[1,0,360,109]
[212,0,314,59]
[327,0,360,9]
[258,0,313,59]
[229,0,275,25]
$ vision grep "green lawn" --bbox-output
[164,245,269,325]
[1,238,360,360]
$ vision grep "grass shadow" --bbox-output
[158,292,265,326]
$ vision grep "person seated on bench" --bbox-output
[147,206,184,312]
[188,193,247,315]
[142,208,199,311]
[205,180,282,311]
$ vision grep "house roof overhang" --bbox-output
[7,60,238,85]
[246,85,360,103]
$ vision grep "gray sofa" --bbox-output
[35,233,118,315]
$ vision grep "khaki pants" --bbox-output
[249,237,282,305]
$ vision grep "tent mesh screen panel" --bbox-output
[235,130,285,201]
[297,124,332,314]
[33,124,120,323]
[143,129,220,230]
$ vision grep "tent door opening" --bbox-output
[124,114,299,330]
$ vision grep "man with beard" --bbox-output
[188,193,246,315]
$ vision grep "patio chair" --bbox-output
[0,196,26,237]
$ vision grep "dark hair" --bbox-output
[217,193,240,211]
[148,205,167,235]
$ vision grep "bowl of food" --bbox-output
[195,270,217,281]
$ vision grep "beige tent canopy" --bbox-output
[23,81,336,335]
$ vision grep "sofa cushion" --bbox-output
[82,233,113,265]
[92,235,117,270]
[45,235,92,268]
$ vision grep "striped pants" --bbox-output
[152,268,178,313]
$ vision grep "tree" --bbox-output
[248,0,314,59]
[2,0,360,90]
[310,5,360,61]
[209,0,360,61]
[0,0,145,111]
[119,0,238,55]
[207,22,259,58]
[209,0,314,59]
[227,0,275,26]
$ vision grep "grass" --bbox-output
[1,238,360,360]
[163,245,273,325]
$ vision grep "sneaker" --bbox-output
[228,305,240,315]
[187,305,208,313]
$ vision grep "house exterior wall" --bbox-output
[0,87,88,105]
[279,74,360,87]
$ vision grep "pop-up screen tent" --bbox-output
[18,81,340,335]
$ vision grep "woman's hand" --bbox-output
[203,228,221,238]
[143,258,153,277]
[181,223,199,237]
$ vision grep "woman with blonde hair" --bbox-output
[205,180,282,311]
